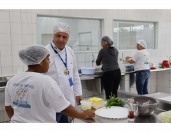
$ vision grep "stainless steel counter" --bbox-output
[80,75,102,80]
[80,68,171,81]
[80,69,125,80]
[74,90,170,123]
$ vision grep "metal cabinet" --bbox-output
[87,78,103,94]
[0,88,5,111]
[0,110,3,122]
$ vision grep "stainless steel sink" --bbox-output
[0,77,7,87]
[144,92,171,99]
[94,69,103,75]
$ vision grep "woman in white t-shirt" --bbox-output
[126,40,150,95]
[5,44,95,123]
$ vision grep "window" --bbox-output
[113,20,158,50]
[37,16,102,51]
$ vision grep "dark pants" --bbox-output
[102,69,121,99]
[56,113,68,123]
[136,70,150,95]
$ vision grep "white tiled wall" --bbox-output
[0,9,170,77]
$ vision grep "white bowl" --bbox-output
[80,67,95,75]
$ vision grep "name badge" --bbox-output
[68,77,73,87]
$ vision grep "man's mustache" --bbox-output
[57,41,65,44]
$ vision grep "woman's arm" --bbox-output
[126,56,135,64]
[5,106,14,119]
[96,49,103,66]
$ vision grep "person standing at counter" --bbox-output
[5,45,95,123]
[96,36,121,99]
[44,22,82,123]
[126,40,150,95]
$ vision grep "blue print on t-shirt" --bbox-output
[13,100,31,109]
[13,83,34,109]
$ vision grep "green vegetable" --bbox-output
[106,93,125,108]
[158,111,171,123]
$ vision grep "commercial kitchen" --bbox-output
[0,9,171,123]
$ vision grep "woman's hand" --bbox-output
[96,62,102,66]
[76,96,82,105]
[125,56,130,62]
[126,56,135,64]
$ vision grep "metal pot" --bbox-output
[132,96,159,116]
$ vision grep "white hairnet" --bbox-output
[18,44,50,66]
[137,40,147,49]
[53,22,70,36]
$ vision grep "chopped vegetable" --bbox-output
[158,110,171,123]
[106,93,125,108]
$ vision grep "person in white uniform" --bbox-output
[44,22,82,123]
[5,45,95,123]
[126,40,150,95]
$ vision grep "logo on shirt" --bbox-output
[144,55,149,64]
[16,87,28,99]
[12,83,33,109]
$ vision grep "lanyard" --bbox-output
[50,42,68,70]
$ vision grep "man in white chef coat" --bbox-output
[44,22,82,123]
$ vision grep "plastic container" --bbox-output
[80,100,92,111]
[80,67,95,75]
[89,97,103,109]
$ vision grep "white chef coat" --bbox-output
[132,49,150,71]
[44,42,82,106]
[5,72,70,123]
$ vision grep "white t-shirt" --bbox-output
[132,49,150,71]
[5,72,70,123]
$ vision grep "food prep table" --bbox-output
[74,90,171,123]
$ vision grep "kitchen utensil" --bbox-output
[132,96,159,116]
[80,67,95,75]
[162,60,170,68]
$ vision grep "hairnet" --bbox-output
[18,44,50,66]
[137,40,147,49]
[102,36,113,46]
[53,22,70,36]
